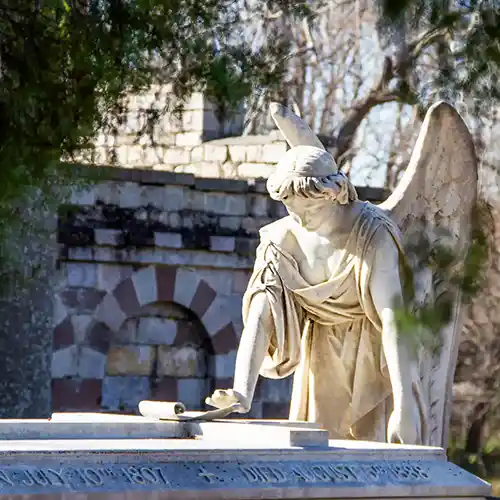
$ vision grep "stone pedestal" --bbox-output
[0,413,489,500]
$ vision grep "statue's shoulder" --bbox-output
[259,216,296,245]
[361,201,402,236]
[359,202,404,253]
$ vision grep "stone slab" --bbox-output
[187,420,329,448]
[0,414,488,500]
[0,438,488,499]
[0,415,187,440]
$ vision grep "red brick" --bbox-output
[53,317,74,350]
[211,323,238,354]
[155,266,177,302]
[262,402,290,419]
[151,377,178,401]
[52,379,102,412]
[174,321,205,347]
[190,280,216,318]
[113,277,140,316]
[86,321,113,354]
[213,377,234,390]
[60,288,105,312]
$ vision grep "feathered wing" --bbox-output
[270,102,326,150]
[380,101,478,447]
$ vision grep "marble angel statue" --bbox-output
[206,101,478,447]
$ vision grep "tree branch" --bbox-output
[327,24,449,171]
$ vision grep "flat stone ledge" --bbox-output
[66,164,390,201]
[0,438,487,500]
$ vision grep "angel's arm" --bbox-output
[206,292,271,413]
[232,292,272,410]
[369,230,421,443]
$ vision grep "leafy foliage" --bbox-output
[0,0,309,274]
[374,0,500,113]
[394,203,490,352]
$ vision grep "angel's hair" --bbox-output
[266,145,358,205]
[267,171,358,205]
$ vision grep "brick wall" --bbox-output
[52,166,387,418]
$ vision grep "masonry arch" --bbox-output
[85,265,239,412]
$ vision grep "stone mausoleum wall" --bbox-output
[87,88,329,182]
[52,165,386,418]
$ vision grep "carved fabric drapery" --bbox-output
[242,203,426,441]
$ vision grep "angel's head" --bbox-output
[267,145,358,230]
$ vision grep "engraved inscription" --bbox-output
[0,460,440,494]
[238,463,430,485]
[240,466,287,484]
[198,466,220,484]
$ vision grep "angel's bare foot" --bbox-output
[205,389,250,414]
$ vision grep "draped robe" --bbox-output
[242,202,418,441]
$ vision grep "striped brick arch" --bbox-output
[93,265,239,376]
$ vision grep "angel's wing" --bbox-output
[270,102,326,150]
[381,101,478,447]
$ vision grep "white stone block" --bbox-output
[237,162,273,179]
[188,191,207,211]
[211,352,237,378]
[225,195,247,216]
[67,263,97,288]
[262,142,287,163]
[160,186,187,211]
[95,229,122,246]
[132,267,158,307]
[250,196,269,217]
[97,264,134,292]
[174,165,196,174]
[194,269,233,296]
[185,92,206,110]
[164,147,191,165]
[173,268,201,309]
[205,192,231,214]
[52,346,78,378]
[157,347,206,378]
[175,132,203,147]
[177,378,210,409]
[182,110,204,131]
[118,182,143,208]
[66,247,95,261]
[210,236,236,253]
[114,145,128,165]
[219,216,242,231]
[95,294,127,333]
[190,146,203,162]
[52,293,68,328]
[228,145,247,162]
[127,145,144,165]
[78,347,106,379]
[245,145,264,162]
[201,297,231,337]
[142,146,164,166]
[220,161,237,178]
[141,185,164,207]
[154,232,182,249]
[203,144,227,162]
[137,317,177,345]
[70,186,96,206]
[198,162,220,178]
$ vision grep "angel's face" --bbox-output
[283,196,334,232]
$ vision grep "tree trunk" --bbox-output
[0,195,57,418]
[465,403,487,455]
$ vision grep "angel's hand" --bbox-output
[205,389,250,414]
[387,400,422,445]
